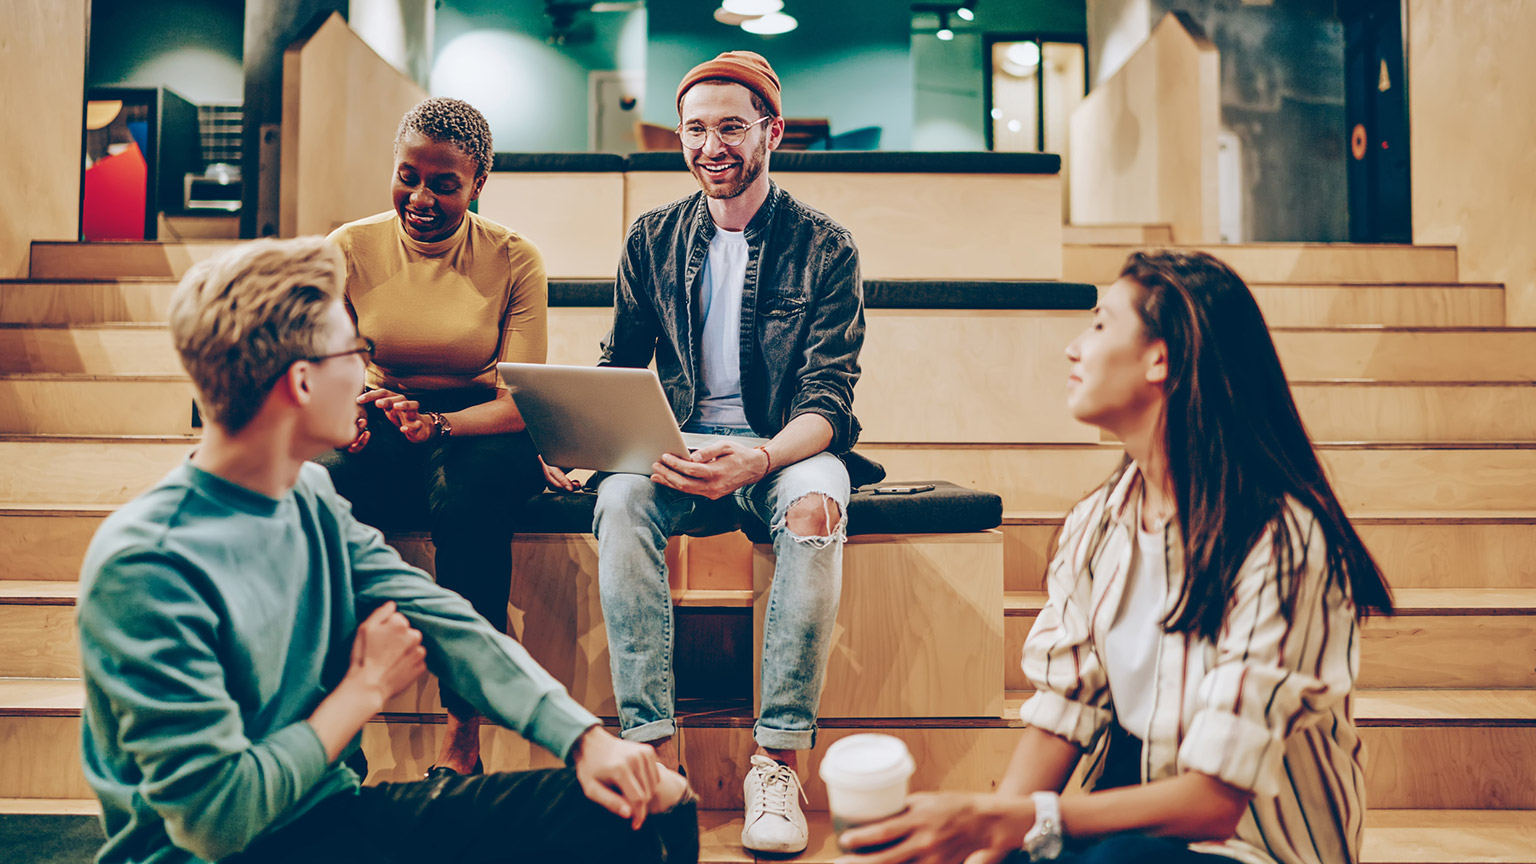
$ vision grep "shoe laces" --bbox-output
[749,754,807,818]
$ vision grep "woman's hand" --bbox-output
[360,388,433,444]
[345,408,370,453]
[836,792,1026,864]
[541,457,582,491]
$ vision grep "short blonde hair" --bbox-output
[168,236,346,433]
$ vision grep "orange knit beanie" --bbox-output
[675,51,783,117]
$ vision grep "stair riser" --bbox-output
[859,446,1536,512]
[8,441,1536,511]
[1273,331,1536,382]
[0,283,178,325]
[0,328,182,375]
[1293,386,1536,442]
[1064,245,1459,285]
[29,245,235,281]
[0,380,197,435]
[1004,613,1536,691]
[1251,286,1504,328]
[4,715,1528,811]
[1006,521,1536,592]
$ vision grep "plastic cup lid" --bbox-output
[818,734,915,789]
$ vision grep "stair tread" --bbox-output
[694,810,1536,863]
[5,680,1534,725]
[1003,587,1536,614]
[1004,509,1536,524]
[0,798,100,815]
[0,581,76,602]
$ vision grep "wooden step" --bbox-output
[15,374,1530,442]
[10,320,1535,386]
[28,242,237,280]
[9,437,1536,512]
[1250,283,1506,329]
[1272,328,1536,381]
[691,810,1536,864]
[0,324,181,374]
[1003,511,1536,592]
[0,505,114,581]
[3,680,1532,811]
[0,279,179,325]
[1063,243,1460,285]
[0,376,196,435]
[1290,382,1536,443]
[1003,589,1536,690]
[857,442,1536,512]
[1061,223,1175,244]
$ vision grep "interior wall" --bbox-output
[1408,0,1536,324]
[432,0,644,153]
[280,12,427,236]
[2,0,88,277]
[88,0,245,104]
[349,0,434,88]
[1069,13,1219,242]
[646,0,913,150]
[241,0,350,237]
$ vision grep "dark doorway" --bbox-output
[1341,0,1412,243]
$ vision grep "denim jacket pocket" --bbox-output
[759,295,808,318]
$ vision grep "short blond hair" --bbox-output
[168,237,346,433]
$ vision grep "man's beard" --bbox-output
[691,135,768,200]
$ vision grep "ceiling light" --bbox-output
[722,0,783,15]
[956,6,974,21]
[936,10,953,40]
[1007,41,1041,70]
[741,10,797,34]
[714,6,754,25]
[989,107,1001,119]
[1008,119,1022,133]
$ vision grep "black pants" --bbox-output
[314,388,545,719]
[225,768,699,864]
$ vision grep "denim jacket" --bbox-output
[599,181,865,454]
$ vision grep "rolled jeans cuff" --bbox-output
[620,717,677,744]
[753,722,816,751]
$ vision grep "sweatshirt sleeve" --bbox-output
[310,468,599,759]
[77,551,331,862]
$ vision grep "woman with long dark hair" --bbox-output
[837,250,1394,864]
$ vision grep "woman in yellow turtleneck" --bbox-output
[318,98,546,778]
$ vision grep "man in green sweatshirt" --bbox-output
[76,236,697,864]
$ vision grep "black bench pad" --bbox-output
[509,480,1002,540]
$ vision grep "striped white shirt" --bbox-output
[1018,463,1366,864]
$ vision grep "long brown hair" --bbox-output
[1097,250,1394,640]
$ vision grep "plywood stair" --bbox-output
[1,238,1532,863]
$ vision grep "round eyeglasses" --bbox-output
[676,116,771,149]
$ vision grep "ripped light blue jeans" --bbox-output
[591,427,849,751]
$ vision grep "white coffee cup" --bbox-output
[819,733,916,846]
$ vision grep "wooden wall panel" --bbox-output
[1068,13,1220,243]
[280,12,427,237]
[1409,0,1536,324]
[1,1,88,277]
[477,173,625,279]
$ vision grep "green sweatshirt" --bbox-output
[77,460,600,864]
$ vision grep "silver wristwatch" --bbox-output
[1022,790,1064,861]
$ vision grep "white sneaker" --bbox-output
[741,754,810,854]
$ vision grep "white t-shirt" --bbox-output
[1103,522,1170,739]
[694,227,751,429]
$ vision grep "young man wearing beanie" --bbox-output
[554,50,865,854]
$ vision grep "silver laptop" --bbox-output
[498,363,767,475]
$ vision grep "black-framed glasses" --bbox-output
[306,336,375,364]
[261,336,375,392]
[676,115,771,149]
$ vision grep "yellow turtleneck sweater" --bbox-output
[326,210,547,394]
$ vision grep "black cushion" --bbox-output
[509,481,1002,540]
[620,150,1060,175]
[491,153,627,172]
[549,279,1096,311]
